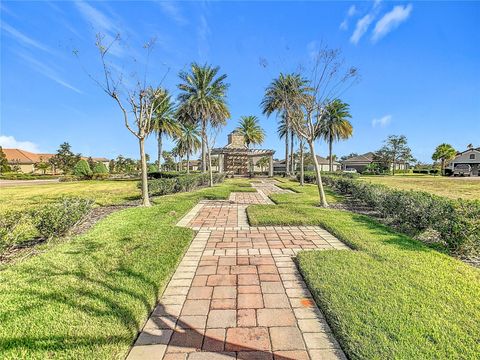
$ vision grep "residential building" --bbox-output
[341,152,409,173]
[445,146,480,176]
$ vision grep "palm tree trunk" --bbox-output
[139,137,151,207]
[187,152,190,174]
[300,139,304,186]
[329,134,333,172]
[290,130,294,174]
[157,131,163,171]
[309,140,328,207]
[285,119,290,176]
[201,120,207,173]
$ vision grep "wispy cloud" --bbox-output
[16,52,83,94]
[0,135,41,153]
[1,22,54,54]
[372,115,392,128]
[372,4,413,42]
[157,1,187,25]
[340,5,357,31]
[350,13,376,45]
[74,0,117,33]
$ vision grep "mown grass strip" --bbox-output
[247,181,480,359]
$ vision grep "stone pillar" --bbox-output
[219,154,224,173]
[269,155,274,177]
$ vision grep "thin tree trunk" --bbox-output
[187,152,190,174]
[300,139,304,186]
[206,139,213,187]
[201,120,207,173]
[309,141,328,207]
[285,122,290,177]
[441,159,445,176]
[290,130,294,174]
[139,137,151,207]
[157,131,163,171]
[329,135,333,172]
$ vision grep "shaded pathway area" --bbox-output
[127,180,348,359]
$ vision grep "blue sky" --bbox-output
[1,1,479,162]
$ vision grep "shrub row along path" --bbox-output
[127,180,348,360]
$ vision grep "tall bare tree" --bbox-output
[281,48,359,207]
[83,34,169,206]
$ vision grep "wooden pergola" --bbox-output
[211,147,275,176]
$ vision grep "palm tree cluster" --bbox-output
[149,62,230,182]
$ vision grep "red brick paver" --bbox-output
[127,180,347,360]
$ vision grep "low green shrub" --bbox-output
[92,162,108,174]
[142,173,225,197]
[74,159,93,179]
[0,210,36,252]
[310,174,480,256]
[59,175,79,182]
[0,173,58,180]
[92,173,109,180]
[32,197,94,239]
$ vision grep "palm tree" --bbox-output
[236,116,265,148]
[318,99,353,172]
[151,89,181,171]
[432,143,457,176]
[175,123,201,174]
[262,73,309,176]
[177,63,230,174]
[257,156,270,173]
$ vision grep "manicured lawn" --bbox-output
[359,174,480,200]
[0,179,251,359]
[247,181,480,359]
[0,180,140,212]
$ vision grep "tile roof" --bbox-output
[3,148,109,164]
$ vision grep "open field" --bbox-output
[359,175,480,200]
[0,180,140,212]
[0,179,252,359]
[247,181,480,359]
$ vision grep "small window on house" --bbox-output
[470,154,475,160]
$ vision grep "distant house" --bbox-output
[341,152,408,173]
[3,148,109,174]
[445,146,480,176]
[273,155,341,173]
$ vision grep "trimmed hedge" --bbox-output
[305,174,479,256]
[142,173,225,196]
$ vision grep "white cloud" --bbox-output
[74,0,117,33]
[158,1,187,25]
[340,5,358,31]
[1,22,54,54]
[339,19,348,31]
[350,13,375,44]
[0,135,41,153]
[372,115,392,128]
[16,52,83,94]
[348,5,357,17]
[372,4,413,42]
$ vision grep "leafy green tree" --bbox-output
[92,162,108,174]
[177,63,230,176]
[0,146,11,173]
[151,89,181,171]
[49,142,80,174]
[162,151,176,171]
[257,156,270,173]
[236,116,265,148]
[87,157,96,170]
[74,159,92,179]
[376,135,415,175]
[432,143,457,175]
[262,73,309,176]
[175,123,201,174]
[318,99,353,172]
[108,159,115,173]
[35,161,51,175]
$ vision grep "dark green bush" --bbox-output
[32,197,94,239]
[59,175,79,182]
[316,174,479,256]
[0,173,58,180]
[73,160,92,179]
[142,173,225,197]
[92,162,108,174]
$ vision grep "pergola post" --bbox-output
[269,155,274,177]
[219,154,224,173]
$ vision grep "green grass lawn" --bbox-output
[0,180,140,212]
[359,174,480,200]
[248,181,480,359]
[0,179,251,359]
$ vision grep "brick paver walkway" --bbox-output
[127,180,348,360]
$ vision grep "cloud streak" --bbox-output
[157,1,187,25]
[16,52,83,94]
[350,13,376,45]
[0,135,41,153]
[340,5,357,31]
[372,4,413,42]
[372,115,392,128]
[1,22,54,54]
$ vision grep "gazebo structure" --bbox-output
[211,130,275,176]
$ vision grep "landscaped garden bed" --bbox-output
[247,181,480,359]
